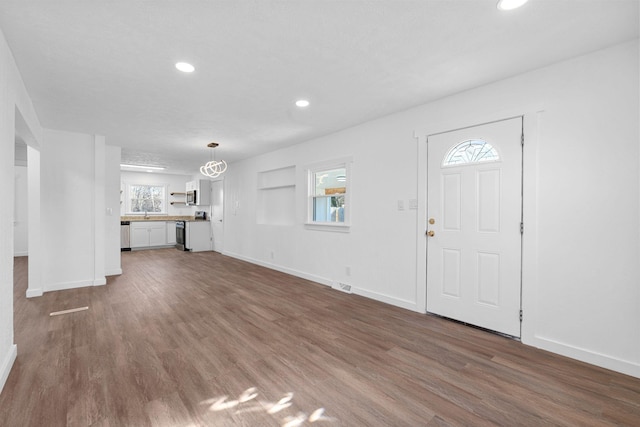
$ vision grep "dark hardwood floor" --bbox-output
[1,249,639,426]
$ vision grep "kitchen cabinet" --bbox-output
[186,179,211,206]
[130,221,168,248]
[166,221,177,245]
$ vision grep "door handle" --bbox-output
[426,230,435,237]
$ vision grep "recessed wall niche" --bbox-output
[256,166,296,226]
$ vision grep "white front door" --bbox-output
[211,180,224,252]
[426,117,522,337]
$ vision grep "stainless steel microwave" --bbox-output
[186,190,196,205]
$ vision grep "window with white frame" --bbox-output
[307,160,350,227]
[126,184,167,214]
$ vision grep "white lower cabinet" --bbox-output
[130,221,169,248]
[131,226,150,248]
[166,221,177,245]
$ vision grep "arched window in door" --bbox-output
[443,139,500,166]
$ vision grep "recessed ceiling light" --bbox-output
[497,0,528,10]
[120,164,166,170]
[295,99,310,108]
[175,62,195,73]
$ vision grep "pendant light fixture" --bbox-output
[200,142,227,178]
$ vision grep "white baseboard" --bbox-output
[105,268,122,276]
[523,334,640,379]
[0,344,17,394]
[223,251,332,287]
[13,251,28,257]
[352,287,419,312]
[45,279,95,293]
[26,288,43,298]
[30,274,112,297]
[222,251,419,313]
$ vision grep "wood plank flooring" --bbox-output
[1,249,639,426]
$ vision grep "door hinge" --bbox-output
[520,222,524,234]
[521,133,524,146]
[519,309,523,322]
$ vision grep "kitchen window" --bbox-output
[126,184,167,215]
[306,158,351,230]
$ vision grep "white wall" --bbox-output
[414,40,639,377]
[0,27,43,393]
[105,145,122,276]
[38,129,119,293]
[223,40,640,377]
[41,129,94,291]
[120,171,196,217]
[13,166,28,256]
[26,145,42,298]
[1,29,119,389]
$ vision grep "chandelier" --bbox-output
[200,142,227,178]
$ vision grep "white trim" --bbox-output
[304,156,353,227]
[352,288,420,312]
[415,132,427,313]
[93,135,106,291]
[526,335,640,378]
[44,279,95,293]
[106,268,123,276]
[303,223,351,233]
[30,274,111,296]
[26,146,42,299]
[26,288,43,298]
[13,251,28,257]
[223,251,420,313]
[223,251,332,287]
[0,344,17,394]
[519,110,542,351]
[415,105,544,317]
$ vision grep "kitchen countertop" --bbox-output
[121,216,209,222]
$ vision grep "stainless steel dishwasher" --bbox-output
[120,221,131,251]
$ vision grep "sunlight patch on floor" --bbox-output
[200,387,335,426]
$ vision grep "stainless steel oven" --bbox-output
[176,221,187,251]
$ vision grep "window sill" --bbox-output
[304,222,351,233]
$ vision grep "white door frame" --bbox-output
[210,178,225,253]
[414,106,543,343]
[426,116,524,337]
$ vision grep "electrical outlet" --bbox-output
[397,200,405,211]
[345,266,351,276]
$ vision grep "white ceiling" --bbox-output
[1,0,638,175]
